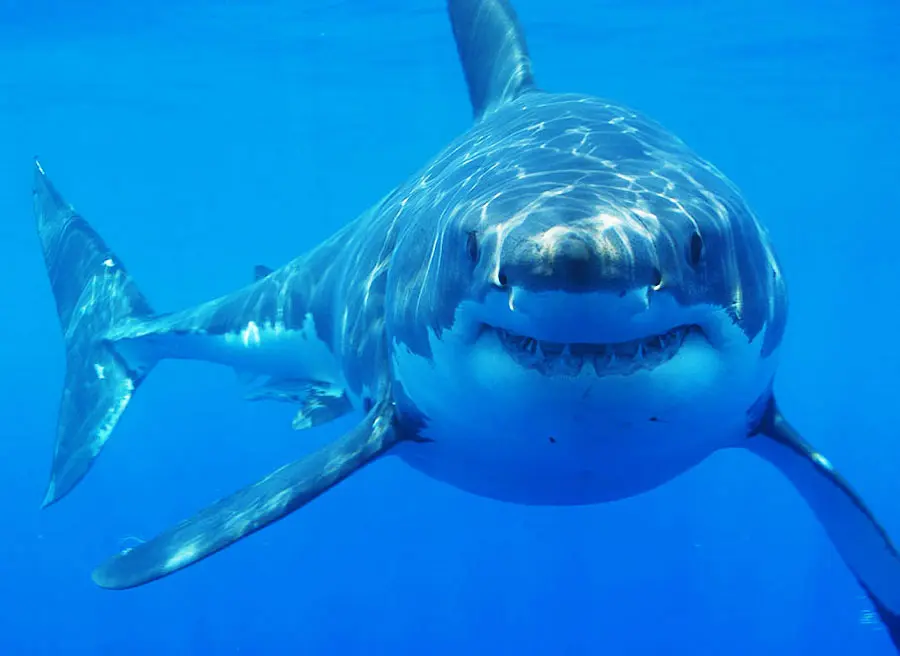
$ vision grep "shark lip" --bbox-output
[486,324,704,376]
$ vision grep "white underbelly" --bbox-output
[391,328,775,506]
[394,406,741,506]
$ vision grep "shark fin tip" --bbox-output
[40,486,59,510]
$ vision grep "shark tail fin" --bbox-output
[34,160,158,508]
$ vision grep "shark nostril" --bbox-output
[650,267,663,290]
[497,270,509,287]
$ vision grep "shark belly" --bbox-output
[394,380,744,506]
[392,327,777,506]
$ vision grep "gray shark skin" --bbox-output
[32,0,899,649]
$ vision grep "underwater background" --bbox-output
[1,0,899,653]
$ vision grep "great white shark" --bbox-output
[33,0,899,648]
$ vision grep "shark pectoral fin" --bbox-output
[91,397,401,590]
[746,399,900,649]
[447,0,536,119]
[244,379,352,430]
[291,385,353,431]
[243,377,311,404]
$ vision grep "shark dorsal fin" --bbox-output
[448,0,536,120]
[253,264,274,281]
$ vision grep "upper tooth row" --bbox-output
[497,329,683,358]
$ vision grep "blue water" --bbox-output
[2,0,899,653]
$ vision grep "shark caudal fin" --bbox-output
[34,161,157,507]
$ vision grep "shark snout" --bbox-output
[497,226,662,295]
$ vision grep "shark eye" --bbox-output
[466,231,479,262]
[689,232,704,267]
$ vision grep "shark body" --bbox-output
[33,0,900,650]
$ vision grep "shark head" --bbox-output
[378,0,788,504]
[386,94,788,503]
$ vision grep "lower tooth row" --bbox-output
[502,329,685,372]
[511,352,638,375]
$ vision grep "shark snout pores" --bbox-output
[497,225,662,295]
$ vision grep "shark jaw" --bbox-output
[484,323,704,377]
[450,285,723,382]
[390,292,778,506]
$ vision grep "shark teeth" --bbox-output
[493,325,700,377]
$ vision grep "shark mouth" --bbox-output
[491,324,703,376]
